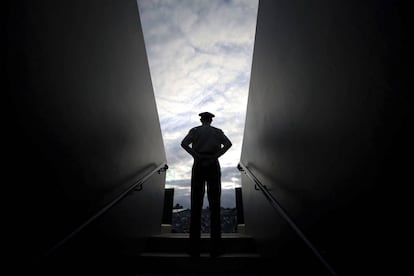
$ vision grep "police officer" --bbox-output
[181,112,232,257]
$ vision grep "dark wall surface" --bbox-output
[6,0,166,271]
[241,0,409,275]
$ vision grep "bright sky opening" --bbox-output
[137,0,258,209]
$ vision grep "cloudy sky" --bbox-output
[137,0,258,209]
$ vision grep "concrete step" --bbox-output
[133,233,263,274]
[136,251,265,274]
[140,252,261,258]
[143,233,258,254]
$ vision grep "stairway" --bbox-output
[134,233,265,275]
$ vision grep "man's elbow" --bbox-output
[226,142,232,149]
[181,142,190,150]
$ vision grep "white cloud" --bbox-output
[137,0,258,207]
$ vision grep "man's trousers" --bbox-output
[189,159,221,252]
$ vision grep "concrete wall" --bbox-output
[241,0,409,275]
[6,0,166,268]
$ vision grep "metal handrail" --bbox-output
[237,162,338,276]
[44,163,168,257]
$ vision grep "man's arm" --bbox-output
[214,133,232,159]
[181,142,198,158]
[181,131,200,159]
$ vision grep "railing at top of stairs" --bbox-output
[237,162,338,276]
[44,163,169,258]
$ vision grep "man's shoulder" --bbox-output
[190,125,223,133]
[210,126,224,133]
[189,126,202,132]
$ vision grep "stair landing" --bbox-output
[135,233,265,274]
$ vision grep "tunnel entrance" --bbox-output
[137,0,259,224]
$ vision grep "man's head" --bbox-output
[199,112,215,124]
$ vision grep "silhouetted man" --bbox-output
[181,112,232,257]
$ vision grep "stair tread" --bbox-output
[140,252,261,258]
[143,233,259,255]
[150,233,254,239]
[135,252,265,274]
